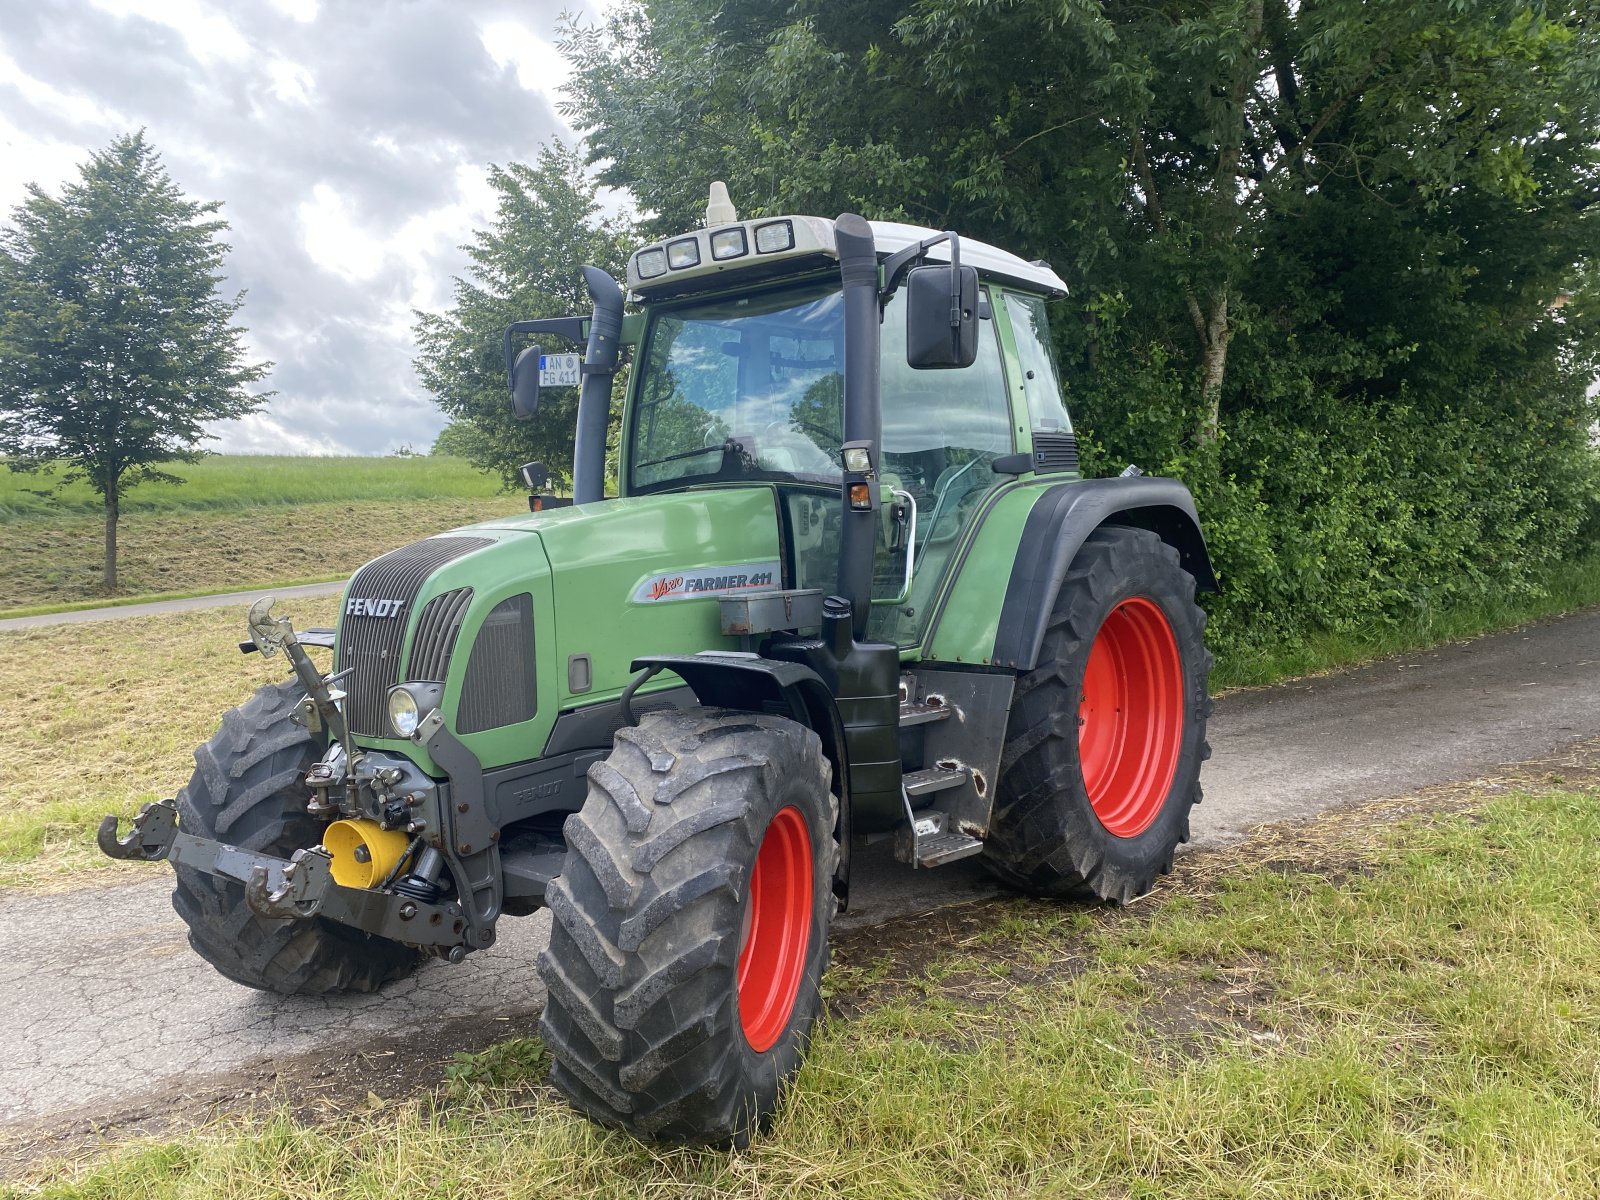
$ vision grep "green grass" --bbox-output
[0,455,504,520]
[0,596,341,889]
[18,786,1600,1197]
[1212,551,1600,689]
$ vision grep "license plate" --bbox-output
[539,353,580,388]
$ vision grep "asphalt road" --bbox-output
[3,607,1597,1129]
[0,581,346,632]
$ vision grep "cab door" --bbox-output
[866,287,1018,648]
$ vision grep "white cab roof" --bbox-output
[868,221,1067,296]
[626,214,1068,298]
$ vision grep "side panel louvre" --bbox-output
[457,593,538,735]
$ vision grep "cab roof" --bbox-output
[625,214,1067,299]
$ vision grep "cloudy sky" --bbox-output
[0,0,618,455]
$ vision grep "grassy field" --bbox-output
[0,456,503,519]
[0,595,339,890]
[0,456,519,614]
[15,779,1599,1197]
[0,497,524,615]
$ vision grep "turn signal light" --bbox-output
[849,483,872,509]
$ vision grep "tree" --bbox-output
[561,0,1597,443]
[413,141,633,490]
[0,131,270,590]
[559,1,1600,658]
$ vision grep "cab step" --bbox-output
[895,805,985,868]
[903,765,967,796]
[898,700,953,727]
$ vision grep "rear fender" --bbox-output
[628,654,852,910]
[993,478,1218,672]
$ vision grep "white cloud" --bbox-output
[0,115,92,205]
[269,0,319,22]
[86,0,250,63]
[0,0,591,455]
[265,57,315,107]
[0,47,125,130]
[298,183,390,283]
[478,17,572,118]
[206,411,345,455]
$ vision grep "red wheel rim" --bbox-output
[1077,596,1184,838]
[736,805,813,1052]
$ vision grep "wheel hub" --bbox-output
[736,805,813,1052]
[1077,596,1184,837]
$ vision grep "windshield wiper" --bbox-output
[632,439,737,473]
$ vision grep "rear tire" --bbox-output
[171,679,422,995]
[537,707,837,1146]
[985,526,1212,902]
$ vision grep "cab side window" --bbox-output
[1005,291,1070,433]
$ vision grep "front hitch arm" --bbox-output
[247,598,353,756]
[97,799,178,861]
[244,847,332,919]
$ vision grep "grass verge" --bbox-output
[1212,551,1600,689]
[14,781,1600,1197]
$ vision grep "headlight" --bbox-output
[634,247,668,278]
[667,237,701,269]
[386,682,443,738]
[710,227,747,260]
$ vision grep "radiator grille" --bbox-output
[1031,431,1079,473]
[339,537,492,736]
[457,593,538,735]
[407,588,473,683]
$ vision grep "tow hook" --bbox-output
[97,799,178,861]
[244,848,333,920]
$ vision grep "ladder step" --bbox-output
[915,830,985,868]
[898,701,953,727]
[903,766,968,797]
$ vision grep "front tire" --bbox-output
[537,708,838,1145]
[171,679,422,995]
[985,526,1212,903]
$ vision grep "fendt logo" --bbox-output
[345,597,406,619]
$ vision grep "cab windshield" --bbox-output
[629,282,844,491]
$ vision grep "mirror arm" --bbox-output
[503,316,587,390]
[946,233,963,328]
[879,230,959,305]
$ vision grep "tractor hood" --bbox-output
[334,486,783,772]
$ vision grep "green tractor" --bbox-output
[101,187,1216,1144]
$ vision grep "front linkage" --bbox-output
[97,599,513,962]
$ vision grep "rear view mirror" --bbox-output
[905,263,979,369]
[510,345,541,420]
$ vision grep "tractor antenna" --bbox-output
[706,182,737,227]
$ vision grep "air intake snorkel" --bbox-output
[572,266,624,505]
[833,213,881,639]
